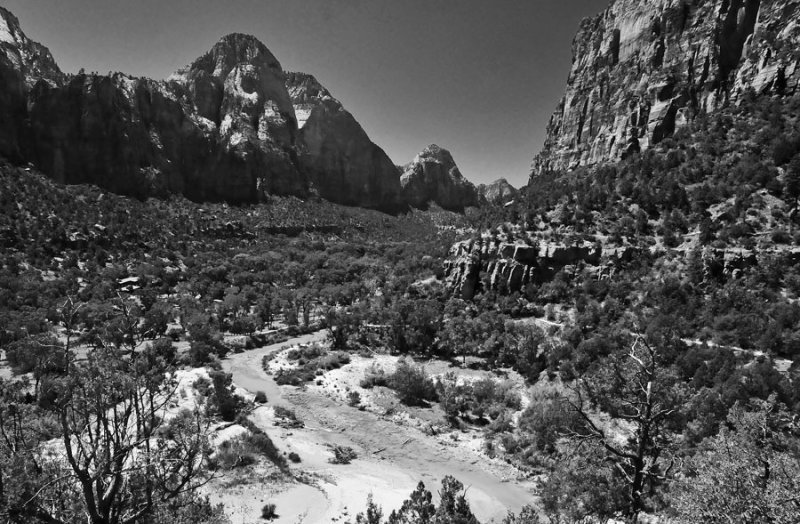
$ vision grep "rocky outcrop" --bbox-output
[477,178,518,205]
[444,235,606,300]
[286,72,402,211]
[400,145,480,211]
[533,0,800,174]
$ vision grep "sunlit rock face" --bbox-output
[17,30,307,203]
[444,236,605,300]
[478,178,518,205]
[532,0,800,175]
[0,12,410,210]
[400,145,481,212]
[286,72,403,212]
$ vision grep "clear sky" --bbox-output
[3,0,601,188]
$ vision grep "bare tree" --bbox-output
[564,336,684,518]
[48,346,212,524]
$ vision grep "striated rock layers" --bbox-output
[0,9,419,211]
[533,0,800,174]
[401,145,481,212]
[477,178,518,205]
[444,237,608,300]
[286,72,403,211]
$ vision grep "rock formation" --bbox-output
[444,233,605,300]
[400,145,481,212]
[532,0,800,174]
[477,178,518,205]
[0,6,63,162]
[286,72,402,211]
[0,8,432,212]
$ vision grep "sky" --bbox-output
[3,0,601,188]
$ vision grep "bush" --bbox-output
[275,348,351,385]
[254,391,268,404]
[347,391,361,407]
[360,363,389,388]
[388,358,438,406]
[329,445,357,464]
[273,406,303,428]
[288,451,301,463]
[261,503,277,520]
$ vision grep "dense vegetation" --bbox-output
[2,89,800,523]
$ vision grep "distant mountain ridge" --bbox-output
[0,9,478,213]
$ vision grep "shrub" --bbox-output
[347,391,362,407]
[360,363,389,388]
[273,406,303,428]
[288,452,301,463]
[261,503,277,520]
[254,391,268,404]
[329,445,357,464]
[388,358,438,406]
[208,370,244,422]
[275,348,351,385]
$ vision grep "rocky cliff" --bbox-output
[0,9,425,211]
[444,232,607,300]
[477,178,518,205]
[286,72,403,211]
[400,145,481,212]
[533,0,800,174]
[0,6,63,162]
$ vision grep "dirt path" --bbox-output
[221,332,536,523]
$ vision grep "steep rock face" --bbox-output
[21,32,307,203]
[533,0,800,174]
[478,178,518,205]
[400,145,480,211]
[444,236,606,300]
[0,7,63,161]
[0,11,411,209]
[286,72,402,211]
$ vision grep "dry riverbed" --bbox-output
[211,331,536,523]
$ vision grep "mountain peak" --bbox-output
[172,32,283,82]
[401,145,479,211]
[0,6,63,88]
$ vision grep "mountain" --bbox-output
[400,144,480,212]
[532,0,800,174]
[0,8,428,212]
[0,6,62,162]
[286,72,403,211]
[477,178,518,205]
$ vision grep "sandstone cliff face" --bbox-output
[286,72,402,211]
[533,0,800,174]
[444,234,606,300]
[400,145,481,211]
[477,178,518,205]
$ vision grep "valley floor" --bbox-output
[214,331,535,523]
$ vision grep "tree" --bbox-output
[433,476,479,524]
[783,153,800,209]
[555,336,685,519]
[44,346,212,524]
[355,494,383,524]
[387,481,436,524]
[670,398,800,523]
